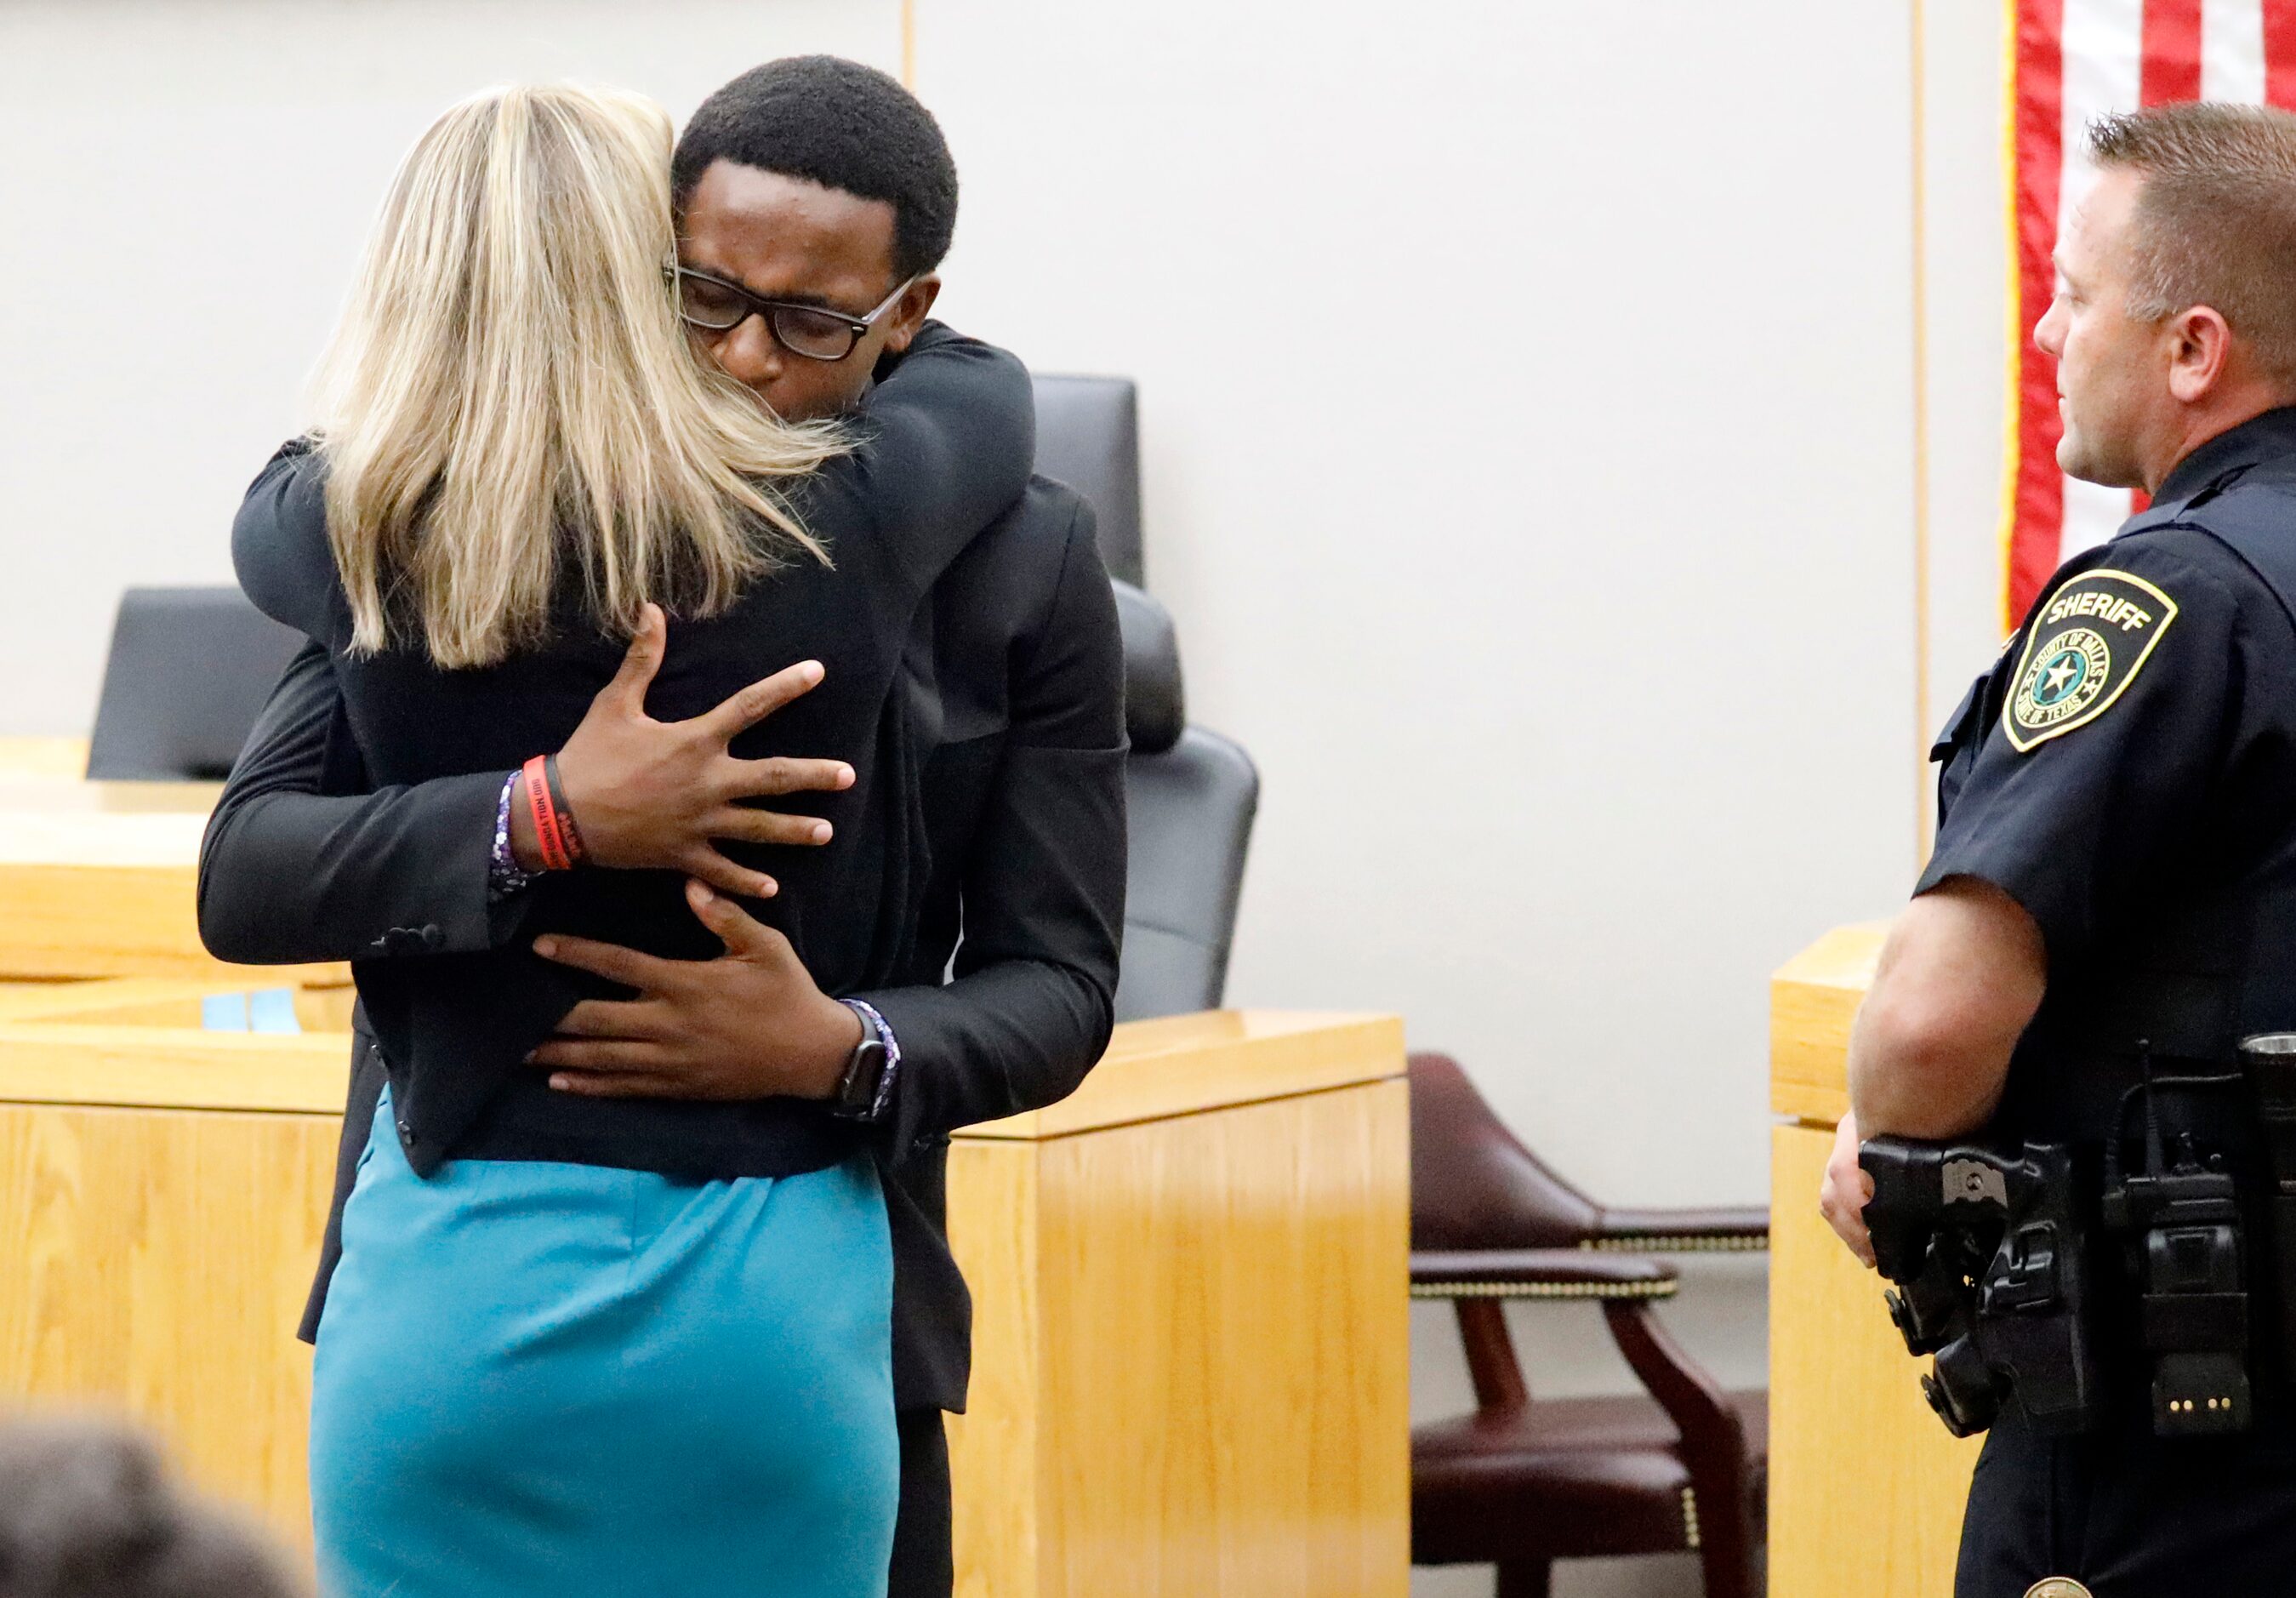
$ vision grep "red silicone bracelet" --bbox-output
[521,756,571,872]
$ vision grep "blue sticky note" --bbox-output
[201,993,249,1032]
[248,989,301,1036]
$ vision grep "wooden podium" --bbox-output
[948,1010,1406,1597]
[0,743,1409,1597]
[1768,925,1980,1595]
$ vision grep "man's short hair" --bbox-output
[672,56,958,282]
[2090,102,2296,390]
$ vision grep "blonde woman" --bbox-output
[225,85,1035,1596]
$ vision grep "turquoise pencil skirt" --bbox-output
[310,1092,897,1598]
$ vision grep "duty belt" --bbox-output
[1860,1032,2296,1440]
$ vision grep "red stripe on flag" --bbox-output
[2010,0,2067,626]
[2140,0,2204,104]
[2266,1,2296,108]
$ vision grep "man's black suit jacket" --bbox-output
[199,474,1127,1416]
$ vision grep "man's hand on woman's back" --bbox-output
[527,879,862,1103]
[532,602,855,899]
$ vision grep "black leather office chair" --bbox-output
[1030,373,1254,1016]
[86,587,305,780]
[1111,581,1257,1021]
[1033,374,1144,588]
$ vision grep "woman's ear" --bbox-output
[881,277,943,355]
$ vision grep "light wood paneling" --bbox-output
[961,1010,1404,1139]
[0,862,225,980]
[0,979,95,1019]
[0,737,93,779]
[1038,1081,1410,1598]
[1769,1120,1976,1595]
[1770,922,1974,1597]
[946,1141,1045,1598]
[0,1100,338,1549]
[0,779,345,984]
[0,859,343,984]
[948,1079,1410,1598]
[0,777,220,822]
[0,976,356,1034]
[0,1024,348,1113]
[1769,922,1884,1123]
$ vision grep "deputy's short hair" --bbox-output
[673,56,958,282]
[2090,102,2296,391]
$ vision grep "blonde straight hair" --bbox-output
[312,83,843,669]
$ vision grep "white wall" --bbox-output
[1921,1,2019,755]
[919,0,1920,1209]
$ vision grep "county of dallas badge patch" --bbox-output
[2003,568,2179,753]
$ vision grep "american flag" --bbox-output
[2005,0,2296,625]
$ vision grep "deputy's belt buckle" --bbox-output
[2025,1581,2093,1598]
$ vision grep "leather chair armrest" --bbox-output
[1600,1295,1759,1575]
[1410,1248,1679,1302]
[1587,1205,1771,1253]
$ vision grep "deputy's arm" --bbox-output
[1849,876,2046,1139]
[1821,880,2046,1265]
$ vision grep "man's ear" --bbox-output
[2167,303,2235,403]
[880,276,943,355]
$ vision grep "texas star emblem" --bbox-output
[2003,568,2178,752]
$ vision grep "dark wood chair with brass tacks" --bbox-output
[1408,1052,1771,1598]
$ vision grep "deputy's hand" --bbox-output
[1820,1111,1877,1268]
[527,879,863,1102]
[515,603,854,899]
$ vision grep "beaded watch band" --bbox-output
[488,771,542,902]
[835,997,903,1123]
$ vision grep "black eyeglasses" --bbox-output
[672,267,915,362]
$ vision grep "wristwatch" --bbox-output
[830,1005,892,1121]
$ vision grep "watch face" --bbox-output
[838,1038,888,1116]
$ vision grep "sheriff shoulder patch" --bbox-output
[2003,568,2178,753]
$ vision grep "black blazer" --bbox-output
[201,339,1127,1413]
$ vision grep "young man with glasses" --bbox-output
[665,56,954,425]
[202,55,1126,1598]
